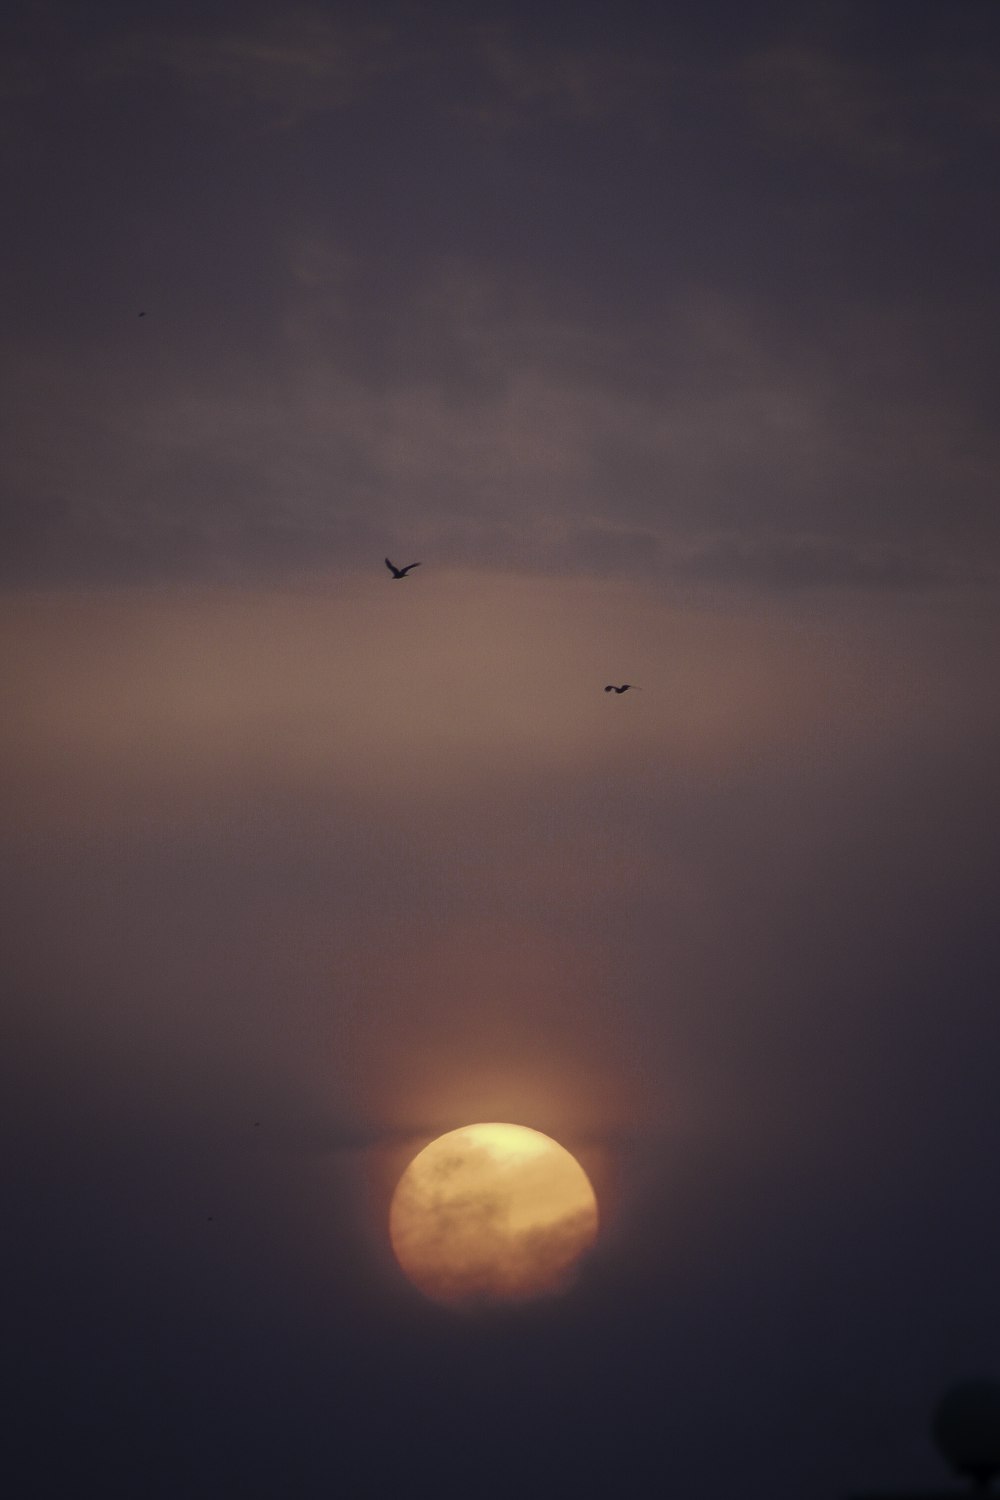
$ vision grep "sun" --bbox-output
[389,1122,598,1307]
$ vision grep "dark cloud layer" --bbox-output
[4,2,1000,1496]
[2,0,999,589]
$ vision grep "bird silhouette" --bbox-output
[385,557,421,579]
[604,684,639,694]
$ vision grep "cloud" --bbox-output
[738,32,1000,176]
[0,5,405,138]
[669,532,996,591]
[101,9,404,128]
[4,277,998,591]
[457,22,665,133]
[3,12,998,595]
[740,44,934,171]
[4,239,999,593]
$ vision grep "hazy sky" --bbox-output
[4,2,1000,1496]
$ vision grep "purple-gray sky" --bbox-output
[4,2,1000,1496]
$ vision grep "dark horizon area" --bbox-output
[4,1,1000,1495]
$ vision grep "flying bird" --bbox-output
[604,684,639,694]
[385,557,421,579]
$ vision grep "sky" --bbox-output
[3,1,1000,1495]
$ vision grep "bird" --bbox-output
[604,684,639,694]
[385,557,421,579]
[138,311,146,317]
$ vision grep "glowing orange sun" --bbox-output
[389,1122,599,1307]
